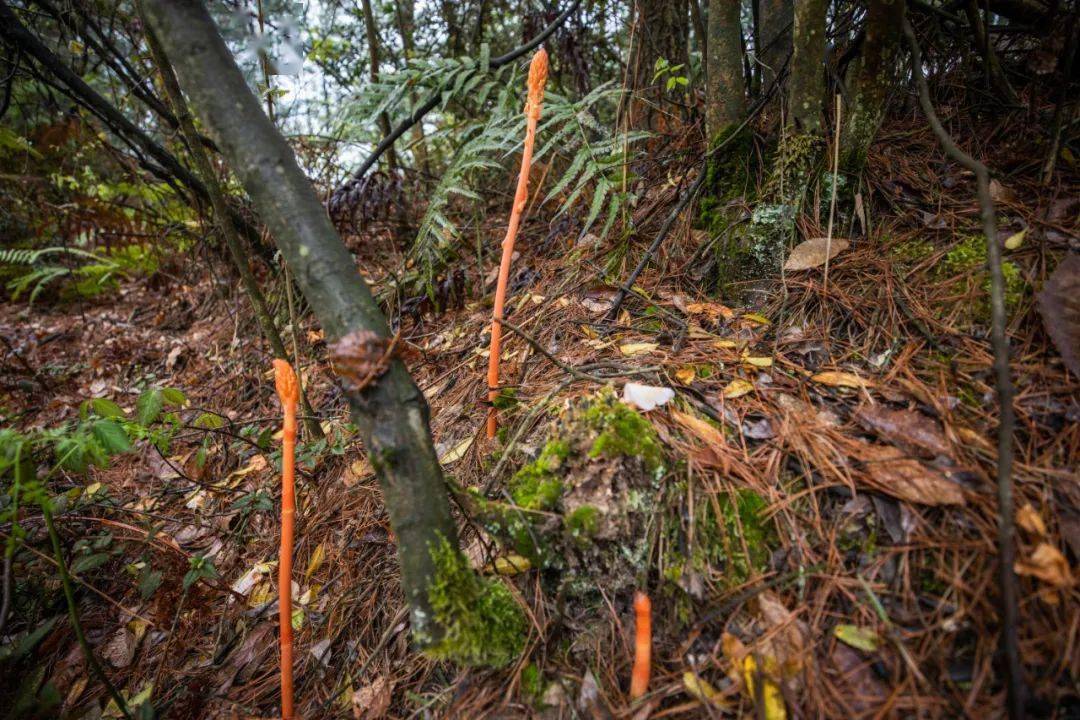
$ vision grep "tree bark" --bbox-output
[706,0,746,141]
[840,0,905,173]
[140,0,519,662]
[787,0,827,133]
[627,0,691,132]
[141,15,323,440]
[755,0,792,88]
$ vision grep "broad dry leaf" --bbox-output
[783,237,850,271]
[1014,543,1074,587]
[713,338,739,349]
[811,371,874,389]
[853,405,951,458]
[723,378,754,398]
[1037,253,1080,377]
[619,341,659,356]
[850,441,965,505]
[742,312,771,325]
[757,592,810,678]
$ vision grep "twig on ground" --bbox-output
[903,17,1023,718]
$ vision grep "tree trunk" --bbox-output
[840,0,905,173]
[361,0,398,171]
[962,0,1021,106]
[140,0,524,667]
[706,0,746,142]
[787,0,827,134]
[627,0,691,132]
[755,0,792,89]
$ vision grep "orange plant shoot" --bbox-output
[630,591,652,699]
[486,47,549,438]
[273,358,299,720]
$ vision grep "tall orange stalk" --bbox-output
[273,359,298,720]
[630,591,652,699]
[486,47,549,439]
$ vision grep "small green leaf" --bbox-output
[193,412,225,430]
[161,388,187,407]
[71,552,110,574]
[136,389,163,426]
[91,398,125,419]
[91,419,132,454]
[138,568,163,599]
[834,624,880,652]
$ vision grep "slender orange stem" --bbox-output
[630,591,652,700]
[486,48,549,439]
[273,359,299,720]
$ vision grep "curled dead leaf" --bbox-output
[1014,543,1074,588]
[811,371,874,390]
[783,237,850,271]
[722,378,754,398]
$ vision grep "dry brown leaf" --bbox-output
[352,675,394,719]
[853,405,951,458]
[675,366,696,384]
[811,371,874,389]
[722,378,754,398]
[619,341,659,356]
[1015,543,1074,587]
[672,409,725,448]
[783,237,850,271]
[850,441,965,506]
[1037,253,1080,377]
[1016,504,1047,537]
[686,301,735,321]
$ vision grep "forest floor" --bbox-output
[2,114,1078,719]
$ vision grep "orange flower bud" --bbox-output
[526,48,549,120]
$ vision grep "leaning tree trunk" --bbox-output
[140,0,525,668]
[840,0,905,174]
[361,0,398,171]
[627,0,691,132]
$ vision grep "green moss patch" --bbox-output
[424,536,527,667]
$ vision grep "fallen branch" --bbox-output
[902,17,1023,718]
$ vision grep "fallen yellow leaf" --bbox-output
[712,338,739,349]
[722,379,754,398]
[743,655,786,720]
[675,366,696,384]
[742,355,774,368]
[742,312,771,325]
[305,542,327,581]
[482,554,533,576]
[672,409,725,447]
[439,437,474,465]
[683,671,729,708]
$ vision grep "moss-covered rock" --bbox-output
[423,535,527,667]
[485,388,667,596]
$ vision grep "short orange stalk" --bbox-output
[486,47,549,439]
[630,591,652,700]
[273,359,299,720]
